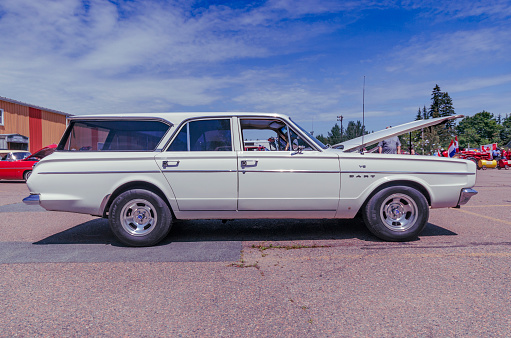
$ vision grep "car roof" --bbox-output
[68,112,291,126]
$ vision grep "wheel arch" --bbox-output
[102,181,175,218]
[357,179,432,216]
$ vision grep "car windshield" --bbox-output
[289,118,328,149]
[0,152,30,160]
[12,152,31,160]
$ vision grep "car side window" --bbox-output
[167,119,232,152]
[289,128,314,151]
[240,119,315,151]
[59,120,170,151]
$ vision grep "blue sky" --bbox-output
[0,0,510,136]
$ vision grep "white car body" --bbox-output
[24,112,477,246]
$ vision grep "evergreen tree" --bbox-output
[345,120,367,140]
[415,108,422,121]
[327,123,342,145]
[420,84,456,152]
[316,134,328,145]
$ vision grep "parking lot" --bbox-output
[1,169,511,336]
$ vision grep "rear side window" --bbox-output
[167,119,232,151]
[59,120,170,151]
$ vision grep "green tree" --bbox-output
[427,84,456,147]
[327,123,342,145]
[500,114,511,146]
[316,134,328,145]
[411,85,456,153]
[344,120,366,140]
[456,111,502,148]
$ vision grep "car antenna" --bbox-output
[360,75,365,154]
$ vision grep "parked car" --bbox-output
[0,150,31,161]
[0,145,57,181]
[23,113,477,246]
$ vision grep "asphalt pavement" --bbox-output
[1,170,511,337]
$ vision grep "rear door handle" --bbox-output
[241,160,258,167]
[162,160,179,169]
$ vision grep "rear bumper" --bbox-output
[23,194,40,205]
[457,188,478,206]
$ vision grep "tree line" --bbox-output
[317,84,511,153]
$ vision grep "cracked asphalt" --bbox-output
[1,170,511,337]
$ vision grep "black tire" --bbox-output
[109,189,172,247]
[23,170,32,181]
[506,165,509,170]
[466,157,477,165]
[362,186,429,241]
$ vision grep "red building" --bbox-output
[0,96,71,152]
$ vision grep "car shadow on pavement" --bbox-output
[33,217,456,246]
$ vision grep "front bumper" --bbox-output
[457,188,478,206]
[23,194,40,205]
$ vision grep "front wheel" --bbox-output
[362,186,429,241]
[109,189,172,246]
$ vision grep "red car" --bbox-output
[0,144,57,181]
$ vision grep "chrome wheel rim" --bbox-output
[120,199,157,236]
[380,193,418,232]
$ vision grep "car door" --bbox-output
[237,118,340,217]
[0,159,26,180]
[155,118,238,211]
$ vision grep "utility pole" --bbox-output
[337,115,343,140]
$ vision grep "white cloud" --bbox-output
[386,27,511,72]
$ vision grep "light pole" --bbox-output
[337,115,343,140]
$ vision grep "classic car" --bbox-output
[0,144,57,181]
[23,113,477,246]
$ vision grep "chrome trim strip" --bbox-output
[343,171,476,175]
[163,170,237,173]
[39,171,161,175]
[240,170,339,174]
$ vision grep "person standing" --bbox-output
[378,127,401,154]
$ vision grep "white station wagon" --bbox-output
[24,112,477,246]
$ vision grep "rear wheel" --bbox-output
[466,157,477,165]
[23,170,32,181]
[362,186,429,241]
[109,189,172,246]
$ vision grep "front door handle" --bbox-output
[241,160,258,167]
[162,160,180,169]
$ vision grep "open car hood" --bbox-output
[333,115,464,152]
[25,144,57,160]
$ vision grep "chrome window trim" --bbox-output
[236,116,321,152]
[57,118,173,152]
[164,116,235,152]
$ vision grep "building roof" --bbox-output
[0,96,72,117]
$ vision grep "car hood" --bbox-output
[334,115,464,152]
[25,144,57,161]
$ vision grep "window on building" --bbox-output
[0,109,4,126]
